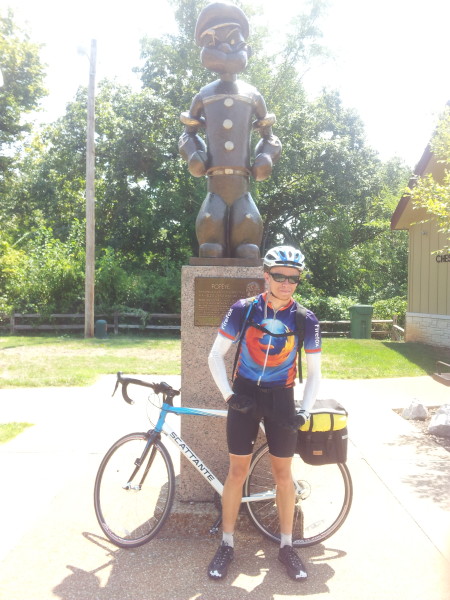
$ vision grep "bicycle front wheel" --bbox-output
[94,432,175,548]
[244,443,352,547]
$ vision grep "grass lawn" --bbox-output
[0,422,33,444]
[0,334,181,388]
[320,338,444,379]
[0,334,446,388]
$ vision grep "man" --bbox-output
[207,245,322,581]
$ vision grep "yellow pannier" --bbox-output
[296,399,348,465]
[299,398,348,432]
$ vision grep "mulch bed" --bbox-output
[394,406,450,453]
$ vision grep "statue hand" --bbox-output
[188,151,207,177]
[251,153,273,181]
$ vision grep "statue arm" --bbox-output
[251,93,282,182]
[178,93,208,177]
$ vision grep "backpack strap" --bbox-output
[231,297,257,382]
[296,304,307,383]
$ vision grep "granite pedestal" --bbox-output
[179,262,265,501]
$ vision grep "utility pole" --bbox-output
[84,39,97,338]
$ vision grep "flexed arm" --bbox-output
[178,93,208,177]
[251,94,282,181]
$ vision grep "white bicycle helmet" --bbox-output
[263,246,305,272]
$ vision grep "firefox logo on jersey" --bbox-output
[240,318,296,381]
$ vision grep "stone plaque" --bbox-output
[194,277,265,327]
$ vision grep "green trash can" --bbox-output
[95,319,108,339]
[349,305,373,339]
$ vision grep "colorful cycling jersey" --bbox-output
[219,292,321,388]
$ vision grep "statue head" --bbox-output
[195,2,251,76]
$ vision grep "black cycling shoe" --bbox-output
[278,545,308,581]
[208,542,234,580]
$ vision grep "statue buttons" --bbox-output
[224,97,234,107]
[224,141,234,151]
[223,119,233,129]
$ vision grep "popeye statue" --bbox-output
[179,2,282,259]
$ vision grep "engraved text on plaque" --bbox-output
[194,277,265,327]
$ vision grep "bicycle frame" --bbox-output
[96,375,353,549]
[151,402,276,504]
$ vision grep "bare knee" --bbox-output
[227,464,248,486]
[226,455,251,486]
[271,456,294,490]
[275,474,294,495]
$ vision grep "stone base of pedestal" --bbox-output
[163,498,257,537]
[179,263,265,501]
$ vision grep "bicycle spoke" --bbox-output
[94,433,175,548]
[245,443,352,547]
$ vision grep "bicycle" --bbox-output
[94,372,353,549]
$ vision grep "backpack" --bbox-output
[232,297,307,384]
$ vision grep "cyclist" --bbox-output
[207,245,322,581]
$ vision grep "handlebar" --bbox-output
[113,372,180,405]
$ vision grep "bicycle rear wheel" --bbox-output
[94,432,175,548]
[244,443,352,547]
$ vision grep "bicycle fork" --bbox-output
[123,430,160,491]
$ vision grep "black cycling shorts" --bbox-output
[226,377,298,458]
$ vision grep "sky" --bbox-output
[4,0,450,168]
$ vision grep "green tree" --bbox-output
[2,0,409,314]
[0,10,46,193]
[408,106,450,252]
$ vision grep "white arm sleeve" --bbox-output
[208,334,234,401]
[301,352,322,414]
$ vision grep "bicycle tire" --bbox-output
[94,432,175,548]
[244,443,352,547]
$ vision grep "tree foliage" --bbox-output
[0,9,46,193]
[1,0,410,315]
[408,106,450,252]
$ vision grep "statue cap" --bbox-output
[195,2,249,46]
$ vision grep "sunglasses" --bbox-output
[269,272,301,285]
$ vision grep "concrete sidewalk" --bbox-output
[0,375,449,600]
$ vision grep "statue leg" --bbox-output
[196,193,227,258]
[229,193,263,259]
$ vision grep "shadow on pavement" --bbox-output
[384,432,450,511]
[52,532,342,600]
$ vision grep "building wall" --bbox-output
[405,312,450,349]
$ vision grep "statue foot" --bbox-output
[199,243,225,258]
[233,243,261,260]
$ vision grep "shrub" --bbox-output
[372,296,407,327]
[95,247,182,314]
[124,267,181,313]
[0,239,28,313]
[0,225,85,314]
[95,247,130,308]
[296,286,357,321]
[297,281,407,327]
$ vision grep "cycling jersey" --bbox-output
[219,292,321,388]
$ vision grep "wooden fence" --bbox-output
[319,315,404,340]
[0,312,405,339]
[0,312,181,334]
